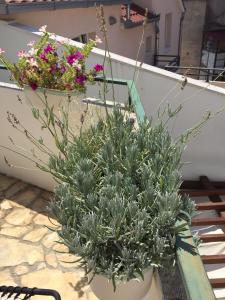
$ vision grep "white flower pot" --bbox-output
[90,269,154,300]
[23,86,84,109]
[22,86,107,135]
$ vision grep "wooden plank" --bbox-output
[200,234,225,243]
[202,254,225,264]
[180,189,225,197]
[199,176,225,218]
[200,176,222,202]
[210,278,225,288]
[196,202,225,211]
[176,221,216,300]
[192,217,225,226]
[181,181,225,189]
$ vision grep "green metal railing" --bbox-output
[0,67,216,300]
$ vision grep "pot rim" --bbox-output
[91,266,154,283]
[23,85,84,97]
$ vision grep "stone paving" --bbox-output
[0,173,97,300]
[0,173,186,300]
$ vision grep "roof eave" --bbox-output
[1,0,131,14]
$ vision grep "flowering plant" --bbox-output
[0,25,103,92]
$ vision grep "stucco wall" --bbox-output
[126,0,183,57]
[180,0,207,67]
[6,6,154,63]
[1,0,183,64]
[152,0,183,56]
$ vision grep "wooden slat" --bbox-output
[210,278,225,288]
[202,254,225,264]
[196,202,225,211]
[192,217,225,226]
[180,189,225,197]
[200,234,225,243]
[181,181,225,190]
[200,176,222,203]
[199,176,225,218]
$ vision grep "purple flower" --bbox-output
[74,51,84,60]
[30,82,38,91]
[66,51,84,65]
[40,53,48,63]
[60,65,66,74]
[75,74,86,85]
[50,64,58,74]
[44,44,54,54]
[94,64,103,72]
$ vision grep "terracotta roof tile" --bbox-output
[121,4,144,24]
[121,3,158,24]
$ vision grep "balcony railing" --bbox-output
[164,66,225,82]
[154,54,180,68]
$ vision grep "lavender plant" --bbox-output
[4,95,198,288]
[9,98,195,286]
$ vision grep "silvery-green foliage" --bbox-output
[47,108,195,285]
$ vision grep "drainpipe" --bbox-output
[154,20,159,66]
[177,9,185,66]
[126,4,130,20]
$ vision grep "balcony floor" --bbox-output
[0,173,97,300]
[0,173,186,300]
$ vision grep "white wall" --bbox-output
[1,22,225,190]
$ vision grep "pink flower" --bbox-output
[0,48,5,55]
[76,74,86,85]
[30,82,38,90]
[94,64,103,72]
[60,65,66,74]
[28,48,38,56]
[28,57,38,67]
[66,51,84,65]
[39,25,47,33]
[72,60,82,70]
[27,41,35,47]
[44,44,54,54]
[18,50,27,58]
[50,64,58,74]
[40,53,48,63]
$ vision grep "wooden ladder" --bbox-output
[181,175,225,291]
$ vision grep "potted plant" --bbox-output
[0,25,103,108]
[1,26,200,300]
[5,98,197,300]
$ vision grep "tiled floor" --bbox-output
[0,173,186,300]
[0,173,97,300]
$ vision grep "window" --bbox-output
[146,36,152,53]
[72,32,96,44]
[165,13,172,48]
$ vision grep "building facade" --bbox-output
[0,0,184,66]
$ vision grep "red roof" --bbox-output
[121,3,156,24]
